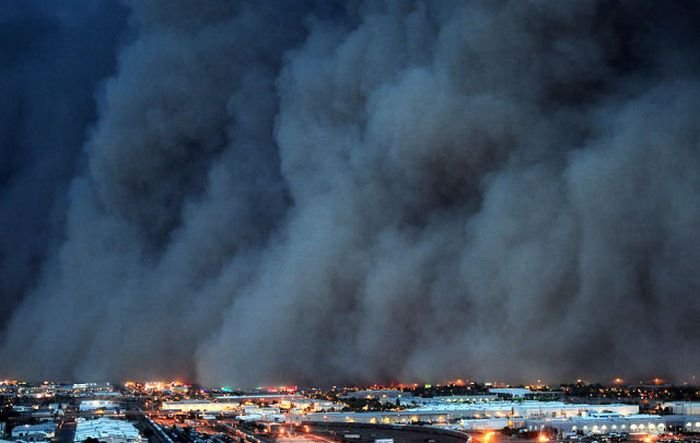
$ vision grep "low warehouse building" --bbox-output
[161,400,240,413]
[11,422,56,441]
[662,402,700,415]
[73,418,141,443]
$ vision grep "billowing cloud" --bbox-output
[1,0,699,386]
[0,0,126,330]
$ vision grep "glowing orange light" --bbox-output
[484,431,495,443]
[538,434,550,443]
[643,435,654,443]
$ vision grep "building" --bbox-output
[80,400,119,412]
[457,418,511,431]
[405,395,500,406]
[31,408,62,422]
[662,402,700,415]
[340,390,404,405]
[236,406,285,423]
[214,394,303,403]
[11,422,56,441]
[404,401,638,420]
[161,400,240,413]
[523,414,675,435]
[489,388,533,399]
[66,383,120,398]
[681,418,700,432]
[279,398,344,412]
[301,401,639,426]
[73,419,141,443]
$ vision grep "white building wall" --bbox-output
[161,401,240,412]
[663,402,700,415]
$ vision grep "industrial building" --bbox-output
[489,388,534,399]
[300,401,639,426]
[455,417,511,431]
[662,402,700,415]
[340,390,405,404]
[406,401,639,419]
[161,400,241,413]
[161,395,304,413]
[214,394,303,403]
[80,400,119,411]
[11,422,56,441]
[524,413,700,435]
[489,388,562,401]
[523,414,665,433]
[404,395,499,406]
[236,406,285,423]
[73,418,141,443]
[278,398,344,412]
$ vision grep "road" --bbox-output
[55,420,76,443]
[143,410,471,443]
[276,436,337,443]
[55,407,77,443]
[301,422,470,443]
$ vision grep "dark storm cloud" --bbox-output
[0,0,127,327]
[1,0,699,385]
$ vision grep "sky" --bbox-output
[1,0,699,387]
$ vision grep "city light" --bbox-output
[2,378,700,443]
